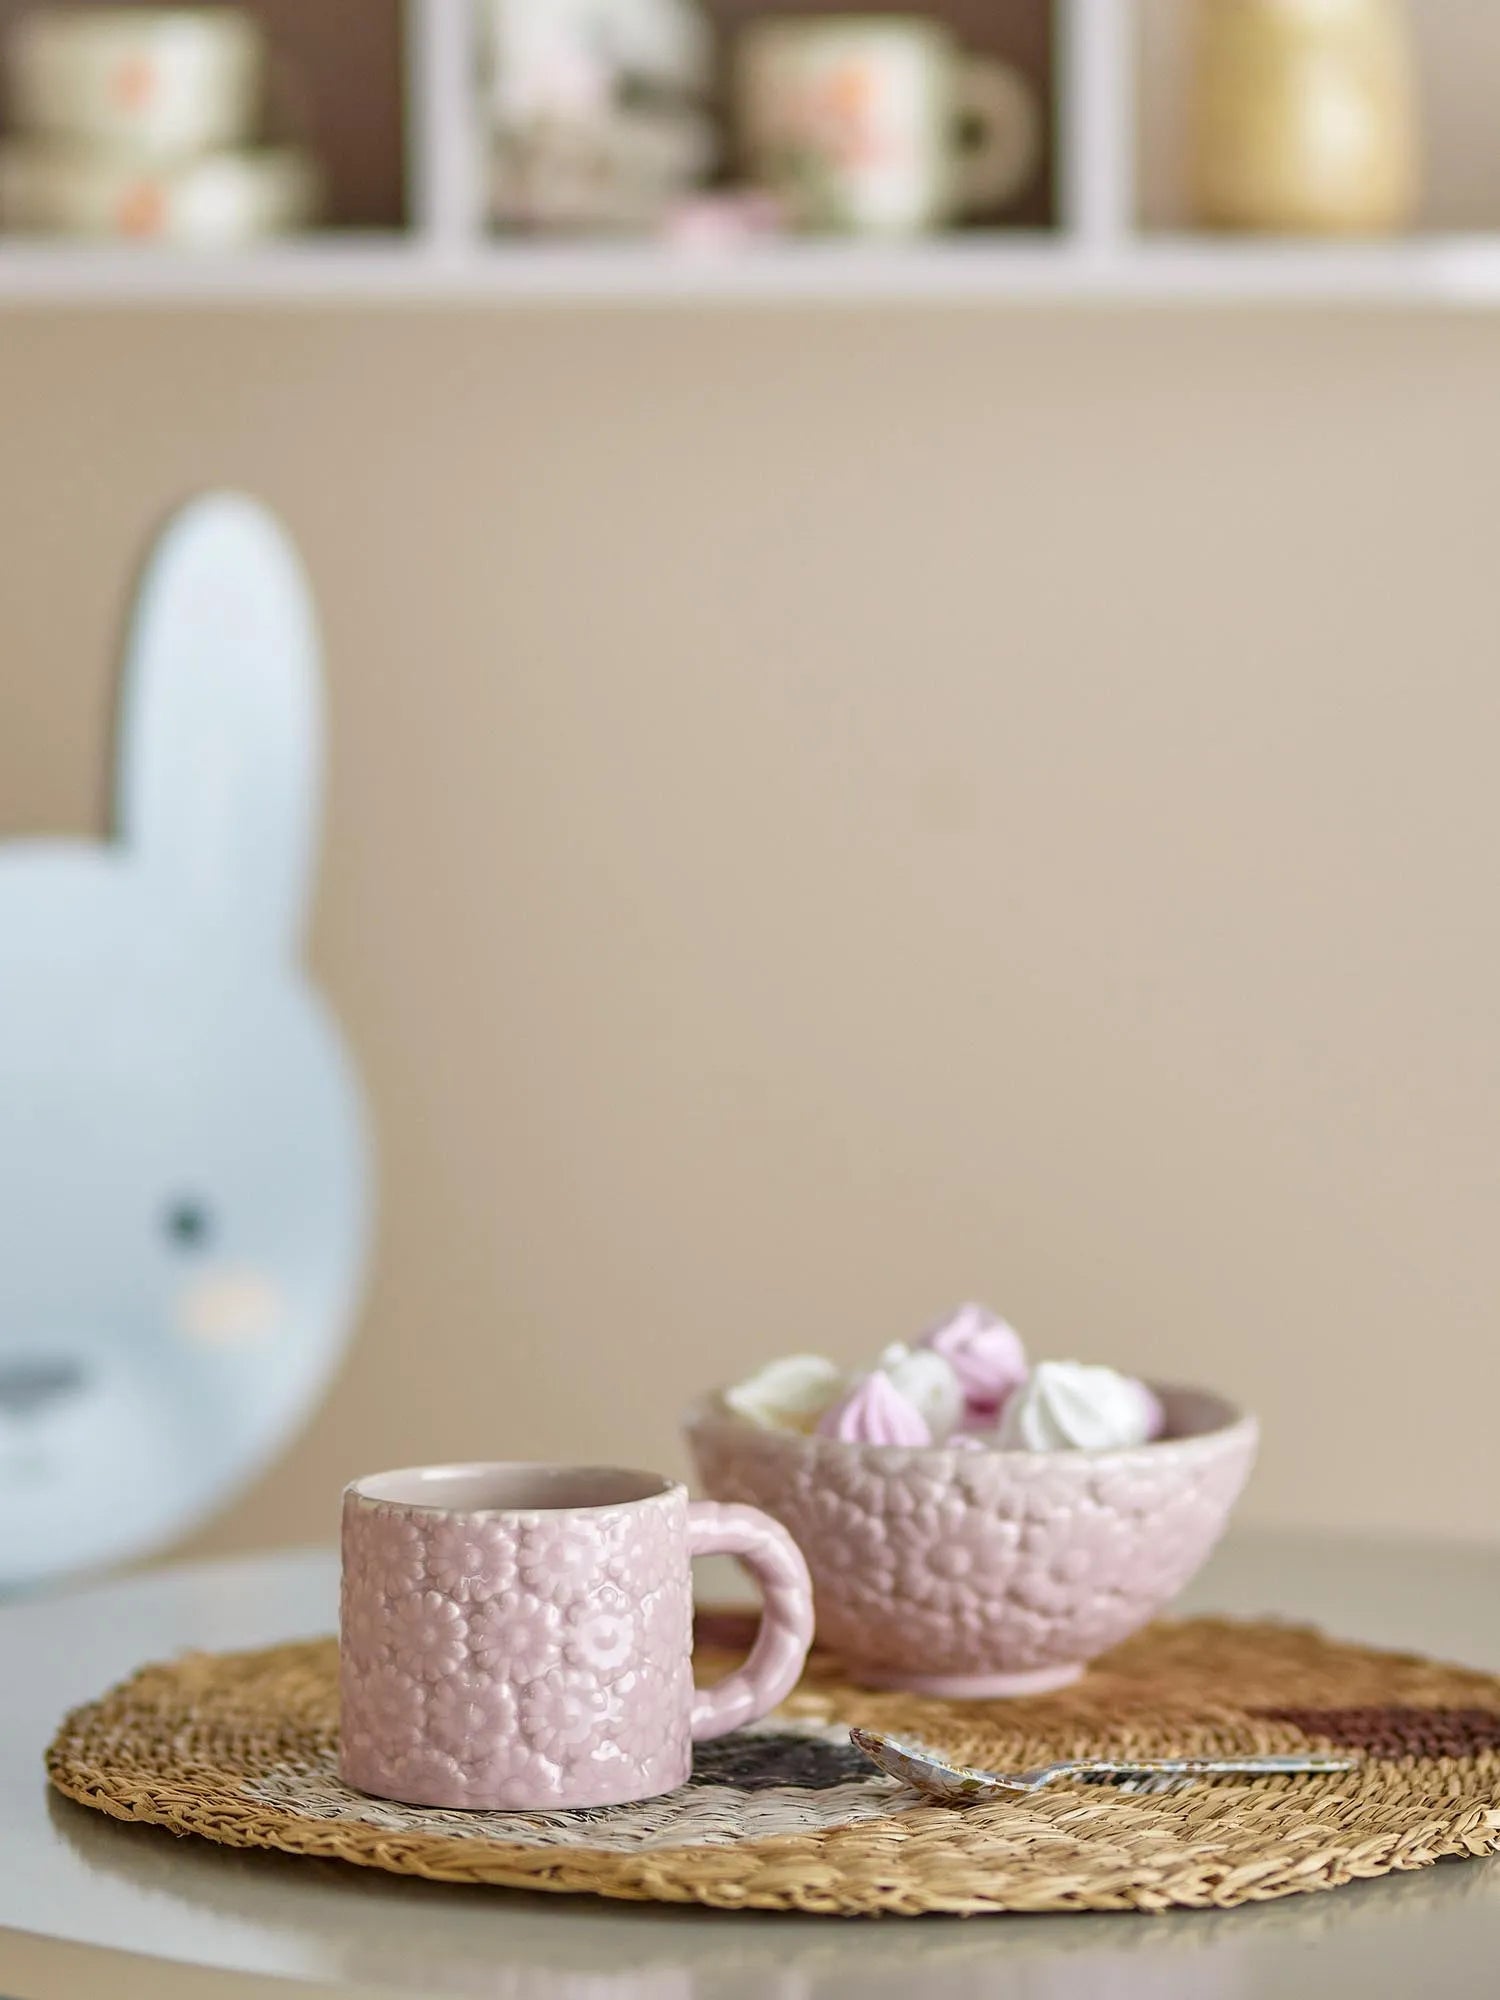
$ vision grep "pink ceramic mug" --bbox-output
[339,1462,814,1810]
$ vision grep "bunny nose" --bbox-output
[0,1357,88,1420]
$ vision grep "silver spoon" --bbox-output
[850,1725,1357,1801]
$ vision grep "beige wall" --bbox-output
[1,306,1495,1556]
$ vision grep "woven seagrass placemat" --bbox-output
[46,1613,1500,1917]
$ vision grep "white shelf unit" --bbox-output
[2,0,1498,306]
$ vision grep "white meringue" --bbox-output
[995,1361,1163,1452]
[723,1353,844,1432]
[874,1342,965,1443]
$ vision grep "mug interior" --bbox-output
[350,1461,674,1514]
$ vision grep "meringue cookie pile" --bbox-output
[722,1305,1165,1453]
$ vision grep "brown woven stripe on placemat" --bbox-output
[46,1617,1500,1917]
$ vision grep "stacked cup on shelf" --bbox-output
[0,7,319,245]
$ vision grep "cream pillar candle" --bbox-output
[1191,0,1419,234]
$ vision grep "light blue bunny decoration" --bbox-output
[0,493,371,1589]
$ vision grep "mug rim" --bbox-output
[345,1460,682,1516]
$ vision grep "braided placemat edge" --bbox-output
[45,1616,1500,1917]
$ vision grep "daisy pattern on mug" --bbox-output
[426,1670,516,1760]
[343,1659,424,1757]
[564,1586,638,1679]
[519,1669,617,1760]
[469,1591,557,1682]
[339,1576,392,1668]
[424,1516,515,1603]
[518,1520,599,1596]
[369,1509,427,1600]
[389,1590,468,1681]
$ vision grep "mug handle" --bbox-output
[686,1500,814,1742]
[951,56,1041,216]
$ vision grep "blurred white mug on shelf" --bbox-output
[6,7,263,160]
[0,144,318,245]
[735,15,1040,236]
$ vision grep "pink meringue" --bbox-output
[817,1369,932,1447]
[920,1304,1028,1420]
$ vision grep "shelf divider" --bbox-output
[406,0,485,250]
[1058,0,1136,252]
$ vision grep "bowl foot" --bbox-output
[851,1660,1085,1699]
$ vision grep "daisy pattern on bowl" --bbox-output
[389,1589,468,1681]
[816,1441,890,1512]
[892,1503,1021,1613]
[424,1516,515,1603]
[1007,1503,1134,1618]
[803,1484,897,1580]
[880,1457,954,1518]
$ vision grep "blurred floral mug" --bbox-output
[736,14,1040,234]
[339,1462,814,1810]
[6,8,263,158]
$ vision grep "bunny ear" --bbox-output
[115,491,323,956]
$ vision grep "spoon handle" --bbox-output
[1071,1755,1356,1781]
[850,1727,1356,1800]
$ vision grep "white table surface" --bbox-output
[1,1530,1498,1999]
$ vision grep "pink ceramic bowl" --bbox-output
[684,1384,1257,1697]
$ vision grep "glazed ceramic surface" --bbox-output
[339,1463,813,1810]
[685,1387,1257,1696]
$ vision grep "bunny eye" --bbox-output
[163,1198,214,1250]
